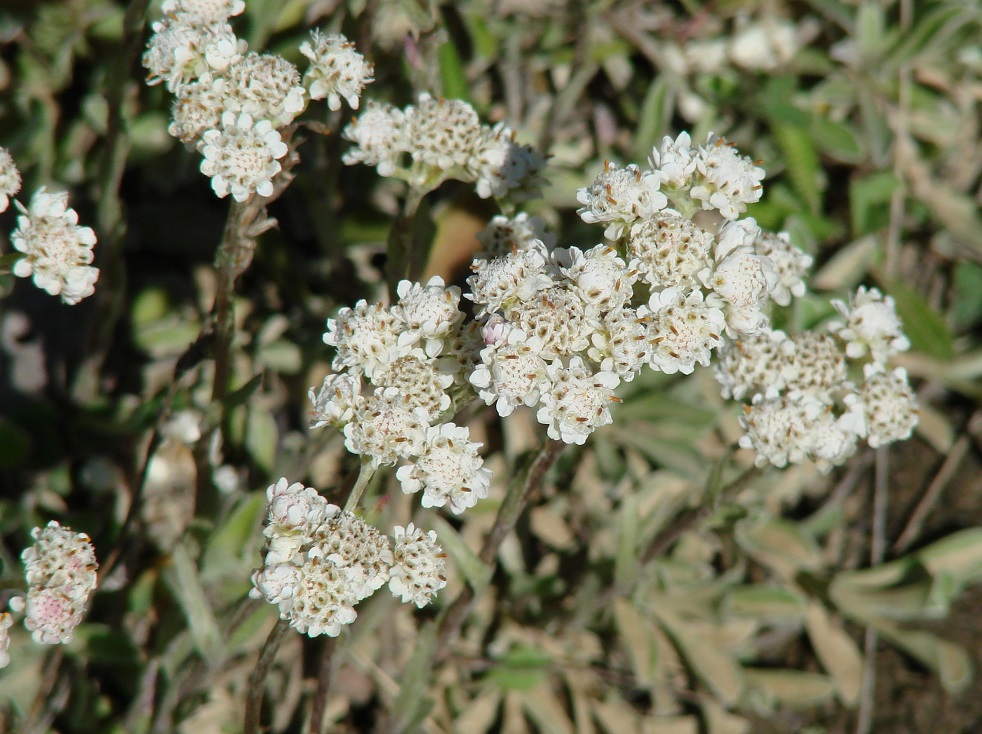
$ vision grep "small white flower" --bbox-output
[299,30,374,111]
[142,17,244,91]
[323,299,408,379]
[627,209,715,291]
[0,612,12,669]
[505,286,596,360]
[280,555,359,637]
[393,276,464,356]
[396,423,492,514]
[372,355,455,422]
[310,512,392,601]
[469,327,548,416]
[588,306,648,381]
[169,74,225,144]
[406,94,483,173]
[223,53,307,126]
[690,135,765,220]
[160,0,245,22]
[576,161,667,240]
[468,123,547,201]
[828,286,910,365]
[21,521,99,645]
[309,373,364,429]
[466,248,555,317]
[388,524,447,608]
[641,287,726,374]
[476,213,555,260]
[536,357,620,445]
[199,111,289,201]
[701,229,777,336]
[856,365,918,448]
[714,330,796,400]
[553,245,638,311]
[341,101,407,177]
[343,388,430,467]
[648,132,698,191]
[754,230,812,306]
[739,392,858,473]
[0,146,21,213]
[11,187,99,305]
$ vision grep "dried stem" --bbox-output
[244,618,291,734]
[856,446,890,734]
[309,636,339,734]
[435,439,566,657]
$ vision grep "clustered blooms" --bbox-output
[341,93,546,200]
[0,613,12,669]
[18,522,99,646]
[9,187,100,305]
[0,147,99,305]
[143,6,373,200]
[249,479,446,636]
[717,286,917,473]
[314,275,493,514]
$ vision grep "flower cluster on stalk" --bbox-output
[250,479,447,637]
[143,3,373,201]
[717,286,917,472]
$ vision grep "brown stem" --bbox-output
[309,636,339,734]
[244,618,291,734]
[434,439,566,657]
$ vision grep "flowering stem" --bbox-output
[343,459,376,513]
[244,617,291,734]
[436,438,565,653]
[385,188,429,302]
[212,198,254,404]
[309,636,339,734]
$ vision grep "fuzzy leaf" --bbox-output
[886,280,954,359]
[805,603,865,705]
[744,669,836,708]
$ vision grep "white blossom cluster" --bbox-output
[717,286,918,473]
[0,613,12,669]
[314,276,493,514]
[0,145,21,213]
[17,521,99,646]
[143,6,373,201]
[250,479,446,636]
[8,186,100,305]
[341,93,546,200]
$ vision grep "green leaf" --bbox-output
[735,517,824,578]
[438,32,469,102]
[849,172,899,237]
[951,262,982,333]
[0,417,31,469]
[855,1,887,62]
[809,116,863,163]
[391,620,438,730]
[723,586,808,620]
[805,603,864,705]
[633,77,671,162]
[200,492,265,583]
[245,406,279,472]
[918,528,982,590]
[614,598,656,683]
[614,494,641,591]
[430,515,491,594]
[744,669,836,709]
[773,123,823,215]
[885,280,954,359]
[486,646,553,691]
[163,541,225,667]
[884,4,977,67]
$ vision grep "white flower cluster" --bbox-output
[9,187,100,305]
[314,276,493,514]
[250,479,446,635]
[144,10,372,201]
[19,521,99,645]
[0,613,12,669]
[0,145,21,213]
[342,93,546,200]
[717,287,917,473]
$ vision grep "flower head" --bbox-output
[690,135,765,220]
[343,388,430,467]
[576,161,667,240]
[199,111,289,201]
[388,524,447,608]
[341,101,407,177]
[160,0,245,23]
[829,287,910,364]
[21,521,98,645]
[143,17,244,90]
[0,146,21,213]
[536,357,620,445]
[309,373,364,429]
[0,612,12,669]
[11,187,99,305]
[223,53,307,126]
[396,423,492,514]
[299,30,374,111]
[641,287,726,374]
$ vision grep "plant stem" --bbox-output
[212,198,254,404]
[343,459,376,513]
[244,618,291,734]
[435,439,565,656]
[309,636,339,734]
[385,188,427,303]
